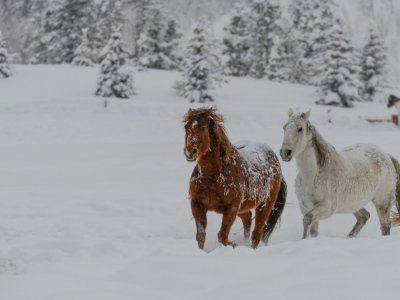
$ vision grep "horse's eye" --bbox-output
[298,127,303,132]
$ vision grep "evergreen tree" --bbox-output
[250,0,281,78]
[265,12,299,83]
[20,0,50,63]
[162,19,183,68]
[316,17,360,108]
[0,31,12,78]
[249,0,282,79]
[133,0,151,61]
[28,8,57,64]
[95,28,135,99]
[92,0,124,60]
[287,0,319,84]
[288,0,339,85]
[307,0,338,86]
[135,1,182,70]
[223,1,252,77]
[29,0,96,64]
[72,28,93,66]
[175,17,225,103]
[360,24,388,101]
[265,35,294,82]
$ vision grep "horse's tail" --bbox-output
[263,176,287,243]
[390,156,400,226]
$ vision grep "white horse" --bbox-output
[280,109,400,238]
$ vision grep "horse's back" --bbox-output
[235,141,280,172]
[235,141,282,201]
[341,144,394,172]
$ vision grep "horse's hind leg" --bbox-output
[263,178,287,244]
[252,203,273,248]
[373,196,392,236]
[310,221,319,238]
[238,211,252,241]
[347,208,370,238]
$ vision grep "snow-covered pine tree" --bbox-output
[133,0,151,60]
[288,0,348,86]
[95,28,135,99]
[28,8,57,64]
[223,1,252,77]
[92,0,124,60]
[29,0,96,64]
[308,0,340,86]
[0,31,12,78]
[19,0,50,63]
[351,44,364,101]
[360,24,388,102]
[72,28,93,66]
[135,1,164,69]
[162,18,183,68]
[316,16,360,108]
[249,0,282,79]
[175,17,225,103]
[265,11,298,83]
[135,0,182,70]
[266,36,294,82]
[287,0,320,84]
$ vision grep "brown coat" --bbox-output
[183,107,286,249]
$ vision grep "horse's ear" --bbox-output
[288,108,294,118]
[303,109,311,121]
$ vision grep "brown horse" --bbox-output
[183,107,286,249]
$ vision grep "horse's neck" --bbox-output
[296,126,339,178]
[197,148,224,177]
[296,144,319,179]
[197,128,235,177]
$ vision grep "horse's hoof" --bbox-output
[227,241,236,248]
[221,240,236,248]
[251,240,260,249]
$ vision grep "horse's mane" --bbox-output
[183,107,234,159]
[309,124,337,168]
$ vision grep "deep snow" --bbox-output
[0,65,399,300]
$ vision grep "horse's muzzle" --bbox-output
[280,148,293,162]
[184,148,197,162]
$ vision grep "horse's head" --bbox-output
[387,94,399,108]
[183,107,224,162]
[280,108,311,162]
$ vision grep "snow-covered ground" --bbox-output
[0,65,399,299]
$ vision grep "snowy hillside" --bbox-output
[0,65,399,299]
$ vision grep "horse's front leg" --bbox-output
[303,202,332,239]
[218,206,238,247]
[238,211,252,241]
[191,202,207,249]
